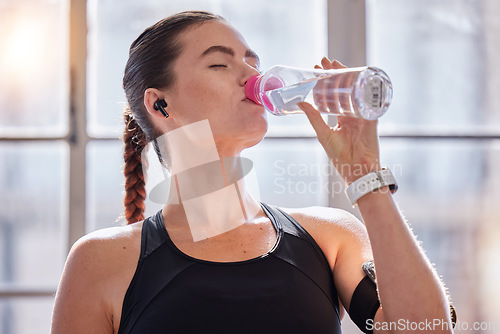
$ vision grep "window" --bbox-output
[0,0,68,137]
[0,0,69,333]
[1,0,499,333]
[367,0,500,330]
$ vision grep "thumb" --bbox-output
[297,102,332,140]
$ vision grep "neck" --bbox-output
[157,120,262,241]
[163,156,262,242]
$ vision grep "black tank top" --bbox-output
[118,202,341,334]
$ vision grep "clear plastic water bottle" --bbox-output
[245,65,393,120]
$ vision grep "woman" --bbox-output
[51,11,454,334]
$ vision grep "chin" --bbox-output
[227,115,266,150]
[214,109,268,151]
[244,133,266,149]
[243,124,268,149]
[250,111,268,136]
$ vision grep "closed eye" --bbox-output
[209,64,228,68]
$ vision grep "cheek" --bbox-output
[182,78,229,114]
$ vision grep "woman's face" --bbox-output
[164,20,267,155]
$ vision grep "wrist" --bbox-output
[345,167,398,206]
[336,162,382,186]
[356,187,395,217]
[357,185,391,203]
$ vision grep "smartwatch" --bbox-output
[345,167,398,206]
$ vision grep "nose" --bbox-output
[241,62,261,87]
[242,67,260,86]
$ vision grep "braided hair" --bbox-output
[122,11,223,224]
[122,108,148,224]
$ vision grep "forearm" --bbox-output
[357,188,452,333]
[297,58,453,332]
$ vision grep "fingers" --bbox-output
[339,70,356,111]
[317,57,348,114]
[321,57,346,70]
[333,60,346,69]
[313,65,328,113]
[297,101,332,140]
[321,57,333,69]
[323,58,351,112]
[327,66,341,114]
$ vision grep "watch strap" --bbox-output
[345,167,398,206]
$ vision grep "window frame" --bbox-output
[1,0,499,307]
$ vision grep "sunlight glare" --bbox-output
[3,15,49,80]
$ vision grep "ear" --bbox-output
[144,88,169,119]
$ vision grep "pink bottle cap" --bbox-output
[245,74,284,111]
[245,75,261,105]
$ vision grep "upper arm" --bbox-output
[329,209,374,311]
[321,209,389,332]
[51,236,115,334]
[289,207,373,308]
[288,207,387,331]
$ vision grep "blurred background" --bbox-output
[1,0,499,333]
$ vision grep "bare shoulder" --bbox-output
[280,206,368,240]
[64,221,144,297]
[51,222,143,334]
[279,206,371,269]
[65,222,143,279]
[71,221,143,257]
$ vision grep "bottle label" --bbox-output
[364,79,383,109]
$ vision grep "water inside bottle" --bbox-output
[262,67,390,120]
[265,80,317,115]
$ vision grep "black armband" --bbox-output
[350,260,458,332]
[349,274,380,334]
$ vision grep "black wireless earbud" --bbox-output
[154,99,169,118]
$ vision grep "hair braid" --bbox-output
[121,11,223,223]
[123,109,148,224]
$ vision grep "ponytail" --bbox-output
[123,108,148,224]
[121,11,223,223]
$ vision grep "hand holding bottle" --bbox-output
[298,58,382,185]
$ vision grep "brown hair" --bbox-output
[122,11,223,224]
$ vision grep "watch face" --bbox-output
[362,260,377,284]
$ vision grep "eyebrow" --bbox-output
[201,45,260,65]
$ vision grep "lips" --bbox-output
[243,97,257,103]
